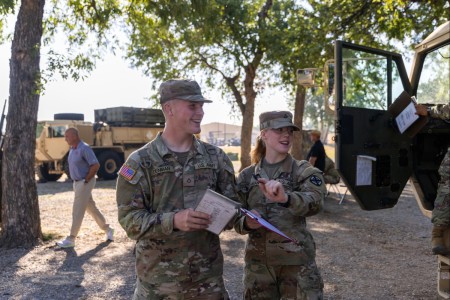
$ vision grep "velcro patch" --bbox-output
[309,175,322,186]
[152,165,174,175]
[195,162,217,169]
[119,164,136,181]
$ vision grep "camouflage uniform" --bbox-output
[235,154,325,300]
[116,132,237,299]
[323,156,340,185]
[430,104,450,227]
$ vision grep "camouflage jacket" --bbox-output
[116,132,237,284]
[235,154,325,265]
[430,103,450,120]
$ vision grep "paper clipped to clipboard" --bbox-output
[195,189,240,235]
[240,207,298,244]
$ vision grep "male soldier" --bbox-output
[416,103,450,255]
[323,155,340,185]
[116,79,237,299]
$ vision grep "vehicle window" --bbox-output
[48,126,67,138]
[342,48,403,110]
[416,44,450,105]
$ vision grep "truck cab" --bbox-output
[35,119,93,181]
[35,107,165,182]
[332,21,449,298]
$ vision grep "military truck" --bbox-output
[299,21,449,298]
[35,106,165,181]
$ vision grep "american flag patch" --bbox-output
[119,164,136,181]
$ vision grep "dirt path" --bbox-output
[0,179,438,299]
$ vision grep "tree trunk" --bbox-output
[239,73,256,171]
[291,86,306,160]
[1,0,45,248]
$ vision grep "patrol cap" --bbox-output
[259,111,300,131]
[159,79,212,104]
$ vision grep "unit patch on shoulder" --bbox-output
[309,175,322,186]
[119,164,136,181]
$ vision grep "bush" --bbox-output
[227,152,239,161]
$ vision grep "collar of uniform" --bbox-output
[192,137,207,156]
[255,154,294,179]
[154,132,206,158]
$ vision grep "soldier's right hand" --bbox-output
[245,210,262,230]
[173,208,212,232]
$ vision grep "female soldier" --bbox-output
[235,111,325,299]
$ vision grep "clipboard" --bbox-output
[388,91,427,137]
[240,207,298,244]
[195,189,241,235]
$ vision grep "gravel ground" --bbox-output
[0,178,439,299]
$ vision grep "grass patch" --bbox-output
[42,232,59,242]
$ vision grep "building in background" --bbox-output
[200,122,259,146]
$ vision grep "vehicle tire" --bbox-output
[54,113,84,121]
[36,163,63,182]
[97,151,122,180]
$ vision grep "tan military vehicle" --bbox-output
[35,107,164,181]
[299,21,449,298]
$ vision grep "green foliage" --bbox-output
[226,152,239,161]
[41,0,123,82]
[0,0,15,14]
[0,0,15,42]
[416,44,450,104]
[124,1,289,105]
[269,0,449,124]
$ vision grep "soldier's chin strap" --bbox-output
[138,149,153,213]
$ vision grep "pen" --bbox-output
[240,208,259,221]
[252,174,261,181]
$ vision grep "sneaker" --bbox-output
[56,238,75,248]
[106,228,114,241]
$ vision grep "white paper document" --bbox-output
[195,189,240,235]
[356,155,377,186]
[395,101,419,134]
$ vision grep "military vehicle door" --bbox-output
[407,25,450,216]
[334,41,416,210]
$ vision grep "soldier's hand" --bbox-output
[256,178,289,203]
[245,209,262,230]
[415,104,428,116]
[173,208,211,232]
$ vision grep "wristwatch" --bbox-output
[426,106,432,116]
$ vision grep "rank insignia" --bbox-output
[309,175,322,186]
[119,164,136,181]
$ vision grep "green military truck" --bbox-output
[35,106,165,181]
[299,21,449,298]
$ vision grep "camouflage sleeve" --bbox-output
[430,104,450,120]
[288,163,326,217]
[115,156,175,240]
[234,169,252,235]
[215,148,238,201]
